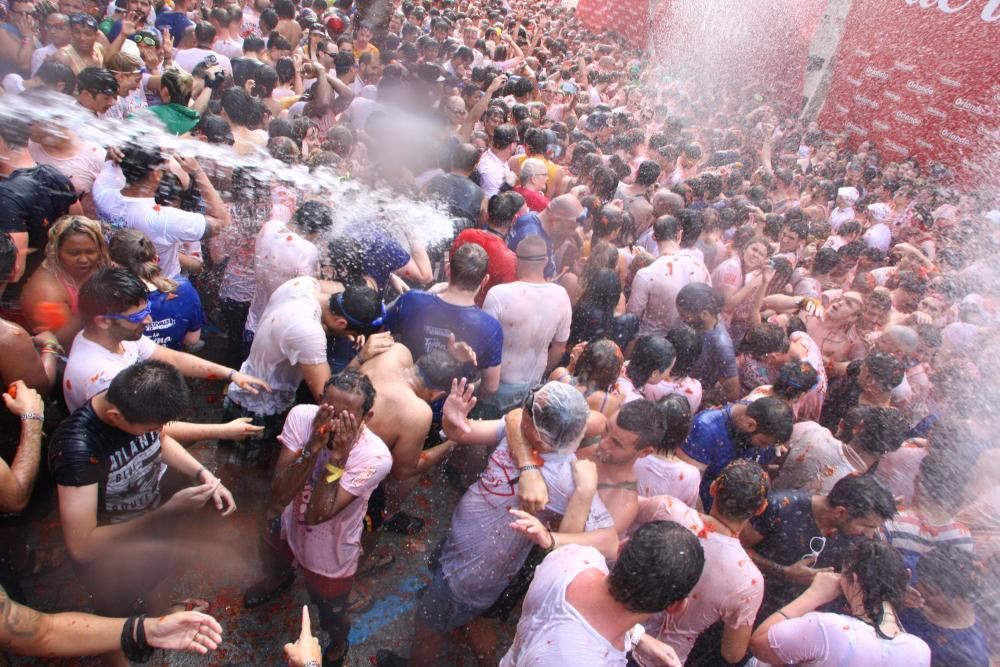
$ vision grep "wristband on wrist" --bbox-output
[624,623,645,652]
[20,412,43,422]
[518,464,540,474]
[226,369,236,381]
[121,614,155,662]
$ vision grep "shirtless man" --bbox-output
[591,400,666,536]
[359,342,470,529]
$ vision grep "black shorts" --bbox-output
[363,483,386,533]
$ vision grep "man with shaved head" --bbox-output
[483,236,574,412]
[425,142,486,230]
[507,194,586,279]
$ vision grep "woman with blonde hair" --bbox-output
[108,229,205,351]
[20,215,109,348]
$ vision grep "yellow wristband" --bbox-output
[324,463,345,484]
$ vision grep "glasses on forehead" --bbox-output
[100,303,151,324]
[69,13,97,28]
[130,33,159,46]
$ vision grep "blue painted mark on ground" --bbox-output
[348,575,424,645]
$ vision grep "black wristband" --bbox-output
[121,614,156,663]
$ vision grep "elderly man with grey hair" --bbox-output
[514,157,551,212]
[382,380,617,667]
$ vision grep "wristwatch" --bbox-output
[518,464,541,473]
[303,662,320,667]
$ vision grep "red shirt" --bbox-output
[514,185,551,213]
[452,229,518,307]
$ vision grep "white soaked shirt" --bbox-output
[500,544,625,666]
[93,163,206,279]
[245,220,319,333]
[483,281,572,385]
[63,331,157,412]
[227,277,327,415]
[628,250,712,336]
[440,429,614,609]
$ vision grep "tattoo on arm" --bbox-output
[0,585,44,645]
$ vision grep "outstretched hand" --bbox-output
[443,378,477,434]
[508,508,555,549]
[144,611,223,654]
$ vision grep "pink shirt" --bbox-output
[765,613,930,666]
[615,368,703,413]
[633,496,763,664]
[633,456,701,508]
[279,405,393,579]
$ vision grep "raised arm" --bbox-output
[0,383,44,513]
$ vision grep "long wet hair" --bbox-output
[841,540,908,640]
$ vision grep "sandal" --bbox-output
[356,549,395,578]
[170,597,212,614]
[345,589,372,614]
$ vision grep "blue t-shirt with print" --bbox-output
[143,279,205,350]
[385,290,503,370]
[690,320,738,388]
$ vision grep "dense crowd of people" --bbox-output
[0,0,997,664]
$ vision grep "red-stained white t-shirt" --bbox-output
[633,455,701,508]
[633,496,763,664]
[245,220,320,334]
[279,405,392,579]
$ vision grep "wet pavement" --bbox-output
[12,335,513,666]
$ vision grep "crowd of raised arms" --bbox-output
[0,0,997,664]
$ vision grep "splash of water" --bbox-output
[0,90,457,254]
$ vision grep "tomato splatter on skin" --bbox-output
[65,379,72,390]
[6,385,15,398]
[286,235,294,241]
[531,450,545,467]
[419,452,429,462]
[206,373,218,380]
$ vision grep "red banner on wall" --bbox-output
[818,1,1000,185]
[575,0,649,48]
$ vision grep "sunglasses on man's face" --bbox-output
[101,303,151,324]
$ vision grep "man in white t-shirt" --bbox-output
[476,123,518,197]
[64,267,269,435]
[483,235,572,412]
[862,202,893,253]
[245,202,330,335]
[173,21,233,76]
[500,519,704,666]
[829,186,859,233]
[92,146,230,279]
[634,459,769,664]
[243,370,392,666]
[221,278,385,468]
[628,215,713,336]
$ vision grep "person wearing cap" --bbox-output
[377,380,618,667]
[862,202,893,253]
[55,13,104,73]
[221,277,385,471]
[73,65,119,115]
[830,186,859,233]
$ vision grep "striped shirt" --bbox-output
[883,508,974,568]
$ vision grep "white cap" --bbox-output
[867,203,892,222]
[838,186,860,205]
